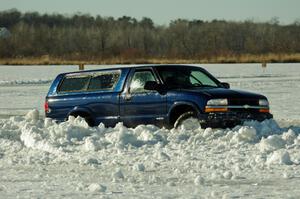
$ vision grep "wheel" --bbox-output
[174,111,201,130]
[84,116,95,127]
[70,113,95,127]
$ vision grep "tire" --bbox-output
[70,114,95,127]
[174,111,200,129]
[84,116,95,127]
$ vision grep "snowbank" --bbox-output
[1,109,300,165]
[0,79,53,86]
[0,109,300,198]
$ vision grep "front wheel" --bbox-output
[174,111,201,130]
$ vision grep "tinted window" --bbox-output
[88,72,120,91]
[156,66,218,88]
[190,71,217,87]
[59,75,90,92]
[130,70,156,93]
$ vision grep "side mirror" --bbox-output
[144,81,158,91]
[221,82,230,89]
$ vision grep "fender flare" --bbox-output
[67,106,94,120]
[168,101,202,118]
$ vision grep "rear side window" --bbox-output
[88,72,120,91]
[58,70,121,93]
[59,75,90,92]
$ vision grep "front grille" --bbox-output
[229,98,258,106]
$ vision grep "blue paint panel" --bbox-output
[47,92,119,126]
[120,91,167,127]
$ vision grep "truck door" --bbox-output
[120,68,167,127]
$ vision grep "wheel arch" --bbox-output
[168,102,201,126]
[67,107,95,126]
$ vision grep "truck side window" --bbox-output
[130,70,156,93]
[59,75,90,92]
[88,72,120,91]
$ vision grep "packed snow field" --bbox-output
[0,64,300,198]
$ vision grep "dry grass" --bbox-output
[1,53,300,65]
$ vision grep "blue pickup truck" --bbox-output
[45,65,272,128]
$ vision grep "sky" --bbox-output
[1,0,300,25]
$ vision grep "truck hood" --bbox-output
[181,87,266,100]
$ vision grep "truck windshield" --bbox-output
[156,66,219,89]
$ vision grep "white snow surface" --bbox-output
[1,63,300,198]
[0,110,300,198]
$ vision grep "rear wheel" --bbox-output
[70,113,95,127]
[83,117,95,127]
[174,111,201,130]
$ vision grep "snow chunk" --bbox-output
[244,119,281,137]
[203,128,213,139]
[223,171,233,179]
[178,118,201,131]
[112,168,124,181]
[105,124,142,147]
[211,172,222,180]
[282,172,294,179]
[135,125,166,145]
[134,163,145,172]
[155,151,171,161]
[282,129,297,145]
[44,118,54,128]
[259,135,286,153]
[81,158,99,166]
[267,150,293,165]
[167,181,176,186]
[194,175,205,185]
[231,126,257,143]
[61,116,92,140]
[25,109,39,122]
[84,137,100,151]
[20,123,61,155]
[88,183,106,192]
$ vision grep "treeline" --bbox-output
[1,9,300,62]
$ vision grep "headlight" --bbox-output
[259,99,269,106]
[207,98,228,106]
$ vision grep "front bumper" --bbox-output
[198,111,273,128]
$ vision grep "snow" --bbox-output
[133,163,145,172]
[88,183,107,192]
[0,109,300,197]
[194,175,205,185]
[0,63,300,198]
[0,79,52,86]
[259,135,286,152]
[266,150,293,165]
